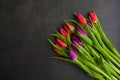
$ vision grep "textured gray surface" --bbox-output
[0,0,120,80]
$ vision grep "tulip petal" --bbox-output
[77,28,87,36]
[76,13,86,24]
[68,50,77,60]
[89,11,97,23]
[56,38,67,47]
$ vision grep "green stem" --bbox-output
[85,25,120,68]
[88,45,120,78]
[92,28,120,64]
[107,60,120,75]
[77,58,112,80]
[103,46,120,64]
[76,44,95,63]
[96,45,120,68]
[96,21,120,58]
[75,60,105,80]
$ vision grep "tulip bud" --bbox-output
[71,43,78,51]
[53,47,62,56]
[64,23,75,33]
[76,13,86,24]
[63,24,69,32]
[56,38,67,47]
[77,28,87,36]
[87,21,92,27]
[59,27,68,37]
[88,11,97,23]
[68,50,77,60]
[71,34,82,46]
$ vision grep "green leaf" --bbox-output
[66,33,72,48]
[48,39,61,49]
[64,19,84,30]
[87,45,100,58]
[51,56,74,63]
[75,43,94,63]
[48,39,55,47]
[49,31,66,41]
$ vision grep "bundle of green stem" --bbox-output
[49,11,120,80]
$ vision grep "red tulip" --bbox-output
[63,23,75,33]
[88,11,97,23]
[63,24,69,32]
[56,38,67,47]
[53,44,62,56]
[59,27,68,37]
[76,13,86,24]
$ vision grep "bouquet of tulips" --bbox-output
[48,11,120,80]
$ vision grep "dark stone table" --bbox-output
[0,0,120,80]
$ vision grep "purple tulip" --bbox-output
[71,43,78,51]
[87,21,92,27]
[68,50,77,60]
[71,34,82,45]
[77,28,87,36]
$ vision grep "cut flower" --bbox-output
[49,10,120,80]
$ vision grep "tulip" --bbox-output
[63,23,75,33]
[71,43,78,51]
[53,47,62,56]
[77,28,87,36]
[68,50,77,60]
[59,27,68,37]
[56,38,67,47]
[76,13,86,24]
[88,11,97,23]
[63,23,69,32]
[87,21,92,27]
[71,34,82,45]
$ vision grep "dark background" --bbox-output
[0,0,120,80]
